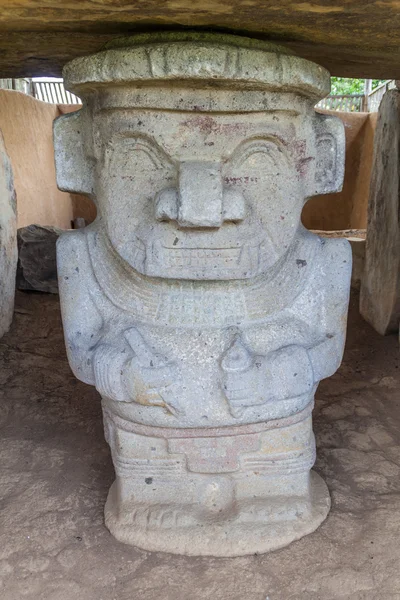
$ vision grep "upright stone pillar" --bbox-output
[0,131,17,338]
[54,33,351,556]
[360,88,400,335]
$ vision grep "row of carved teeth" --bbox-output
[163,247,246,268]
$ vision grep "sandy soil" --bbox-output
[0,290,399,600]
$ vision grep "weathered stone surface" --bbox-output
[314,230,366,290]
[2,2,400,78]
[360,90,400,335]
[17,225,62,294]
[0,131,17,337]
[55,33,351,556]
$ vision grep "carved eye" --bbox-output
[241,150,280,176]
[230,140,287,177]
[106,136,174,178]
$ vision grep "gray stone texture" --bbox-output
[0,130,17,338]
[360,89,400,335]
[54,33,351,556]
[17,225,62,294]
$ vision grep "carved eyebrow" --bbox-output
[105,134,175,170]
[228,137,289,169]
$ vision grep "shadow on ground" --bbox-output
[0,291,399,600]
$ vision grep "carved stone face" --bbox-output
[54,35,344,282]
[93,108,314,281]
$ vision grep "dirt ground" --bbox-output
[0,290,399,600]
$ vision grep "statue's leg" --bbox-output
[103,403,330,556]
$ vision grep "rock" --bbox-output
[0,130,17,337]
[17,225,62,294]
[54,32,351,557]
[360,90,400,335]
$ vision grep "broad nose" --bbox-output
[155,161,246,228]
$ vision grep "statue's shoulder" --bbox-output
[57,227,95,283]
[316,234,352,271]
[309,232,352,292]
[297,229,351,267]
[57,228,88,260]
[318,234,351,257]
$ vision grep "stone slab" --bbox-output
[0,130,17,337]
[2,2,400,78]
[17,224,62,294]
[360,89,400,335]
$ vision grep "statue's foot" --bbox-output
[104,470,330,557]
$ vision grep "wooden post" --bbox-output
[363,79,373,111]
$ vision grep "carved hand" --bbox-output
[92,329,184,416]
[221,337,314,418]
[121,357,184,416]
[122,328,184,416]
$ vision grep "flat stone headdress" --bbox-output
[63,32,330,105]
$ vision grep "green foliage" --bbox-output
[330,78,387,95]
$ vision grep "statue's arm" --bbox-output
[57,232,139,401]
[57,241,183,410]
[274,237,352,388]
[92,328,184,413]
[57,230,104,386]
[307,237,352,382]
[222,238,352,412]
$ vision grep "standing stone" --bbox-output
[360,89,400,335]
[54,33,351,556]
[17,224,62,294]
[0,131,17,337]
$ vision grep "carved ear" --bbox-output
[313,113,345,195]
[53,110,94,194]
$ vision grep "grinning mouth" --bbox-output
[115,230,278,280]
[145,240,267,279]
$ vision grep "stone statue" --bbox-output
[54,33,351,556]
[0,131,17,338]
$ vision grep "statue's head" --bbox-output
[55,32,344,281]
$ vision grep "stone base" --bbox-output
[102,403,330,556]
[104,470,330,557]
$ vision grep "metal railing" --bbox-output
[317,80,396,113]
[0,77,81,105]
[317,94,365,112]
[367,80,396,112]
[32,79,81,105]
[0,78,33,95]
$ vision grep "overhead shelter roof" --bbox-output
[1,0,399,79]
